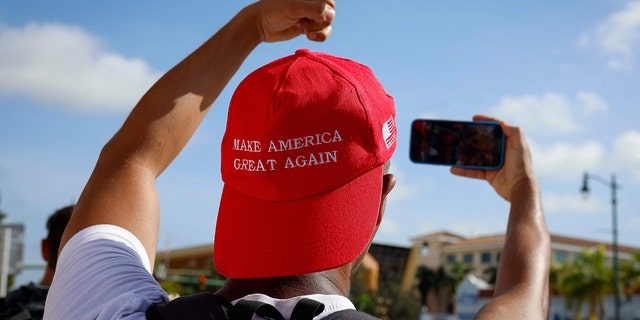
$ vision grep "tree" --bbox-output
[416,266,435,307]
[416,262,475,314]
[482,265,498,285]
[446,261,475,313]
[433,266,453,313]
[349,264,421,319]
[448,261,475,290]
[620,251,640,300]
[555,245,611,320]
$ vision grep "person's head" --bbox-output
[214,49,396,280]
[41,205,73,271]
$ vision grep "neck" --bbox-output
[215,268,351,301]
[40,267,55,286]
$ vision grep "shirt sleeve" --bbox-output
[44,225,169,320]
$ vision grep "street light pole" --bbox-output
[581,172,620,320]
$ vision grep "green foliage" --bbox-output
[447,261,475,292]
[415,262,475,314]
[482,266,497,285]
[350,265,422,320]
[550,245,611,320]
[386,292,422,320]
[620,252,640,288]
[416,266,435,306]
[353,293,377,315]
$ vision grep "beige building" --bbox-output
[410,230,640,284]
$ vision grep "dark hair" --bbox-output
[46,205,73,269]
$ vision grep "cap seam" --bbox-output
[308,54,381,166]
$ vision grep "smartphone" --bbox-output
[409,119,505,170]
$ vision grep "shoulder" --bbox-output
[45,225,167,319]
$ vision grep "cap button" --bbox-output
[295,49,312,57]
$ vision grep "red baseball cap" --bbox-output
[214,49,396,279]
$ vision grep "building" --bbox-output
[410,231,639,283]
[409,230,640,317]
[155,242,415,296]
[155,231,640,317]
[155,243,225,292]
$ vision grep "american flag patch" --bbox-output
[382,115,397,149]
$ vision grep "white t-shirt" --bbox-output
[44,225,355,320]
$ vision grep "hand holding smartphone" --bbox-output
[410,119,505,170]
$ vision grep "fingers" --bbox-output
[473,114,518,138]
[296,0,335,21]
[295,0,335,41]
[472,114,505,125]
[304,25,333,41]
[254,0,336,43]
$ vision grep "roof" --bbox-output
[410,230,466,243]
[411,231,640,254]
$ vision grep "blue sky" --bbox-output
[1,1,640,285]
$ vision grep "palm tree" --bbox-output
[448,261,475,289]
[415,262,475,314]
[415,265,450,313]
[556,245,611,320]
[446,261,475,314]
[620,251,640,300]
[416,266,435,307]
[483,265,498,285]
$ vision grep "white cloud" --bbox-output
[577,0,640,70]
[527,130,640,184]
[490,92,608,135]
[491,93,578,135]
[612,130,640,181]
[576,91,610,114]
[542,192,609,215]
[0,22,161,113]
[530,139,605,180]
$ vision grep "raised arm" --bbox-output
[60,0,336,268]
[451,115,550,319]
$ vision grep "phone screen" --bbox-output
[409,119,505,169]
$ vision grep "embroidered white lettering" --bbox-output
[233,139,261,152]
[233,158,267,172]
[268,130,343,152]
[266,159,277,171]
[283,151,338,169]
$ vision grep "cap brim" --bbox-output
[214,166,383,279]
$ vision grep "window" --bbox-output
[421,242,429,256]
[463,253,473,264]
[553,250,568,263]
[447,255,457,264]
[481,252,492,264]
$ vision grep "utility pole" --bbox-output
[0,191,6,223]
[581,172,621,320]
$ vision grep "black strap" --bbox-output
[146,293,380,320]
[290,298,325,319]
[146,292,232,320]
[231,300,285,320]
